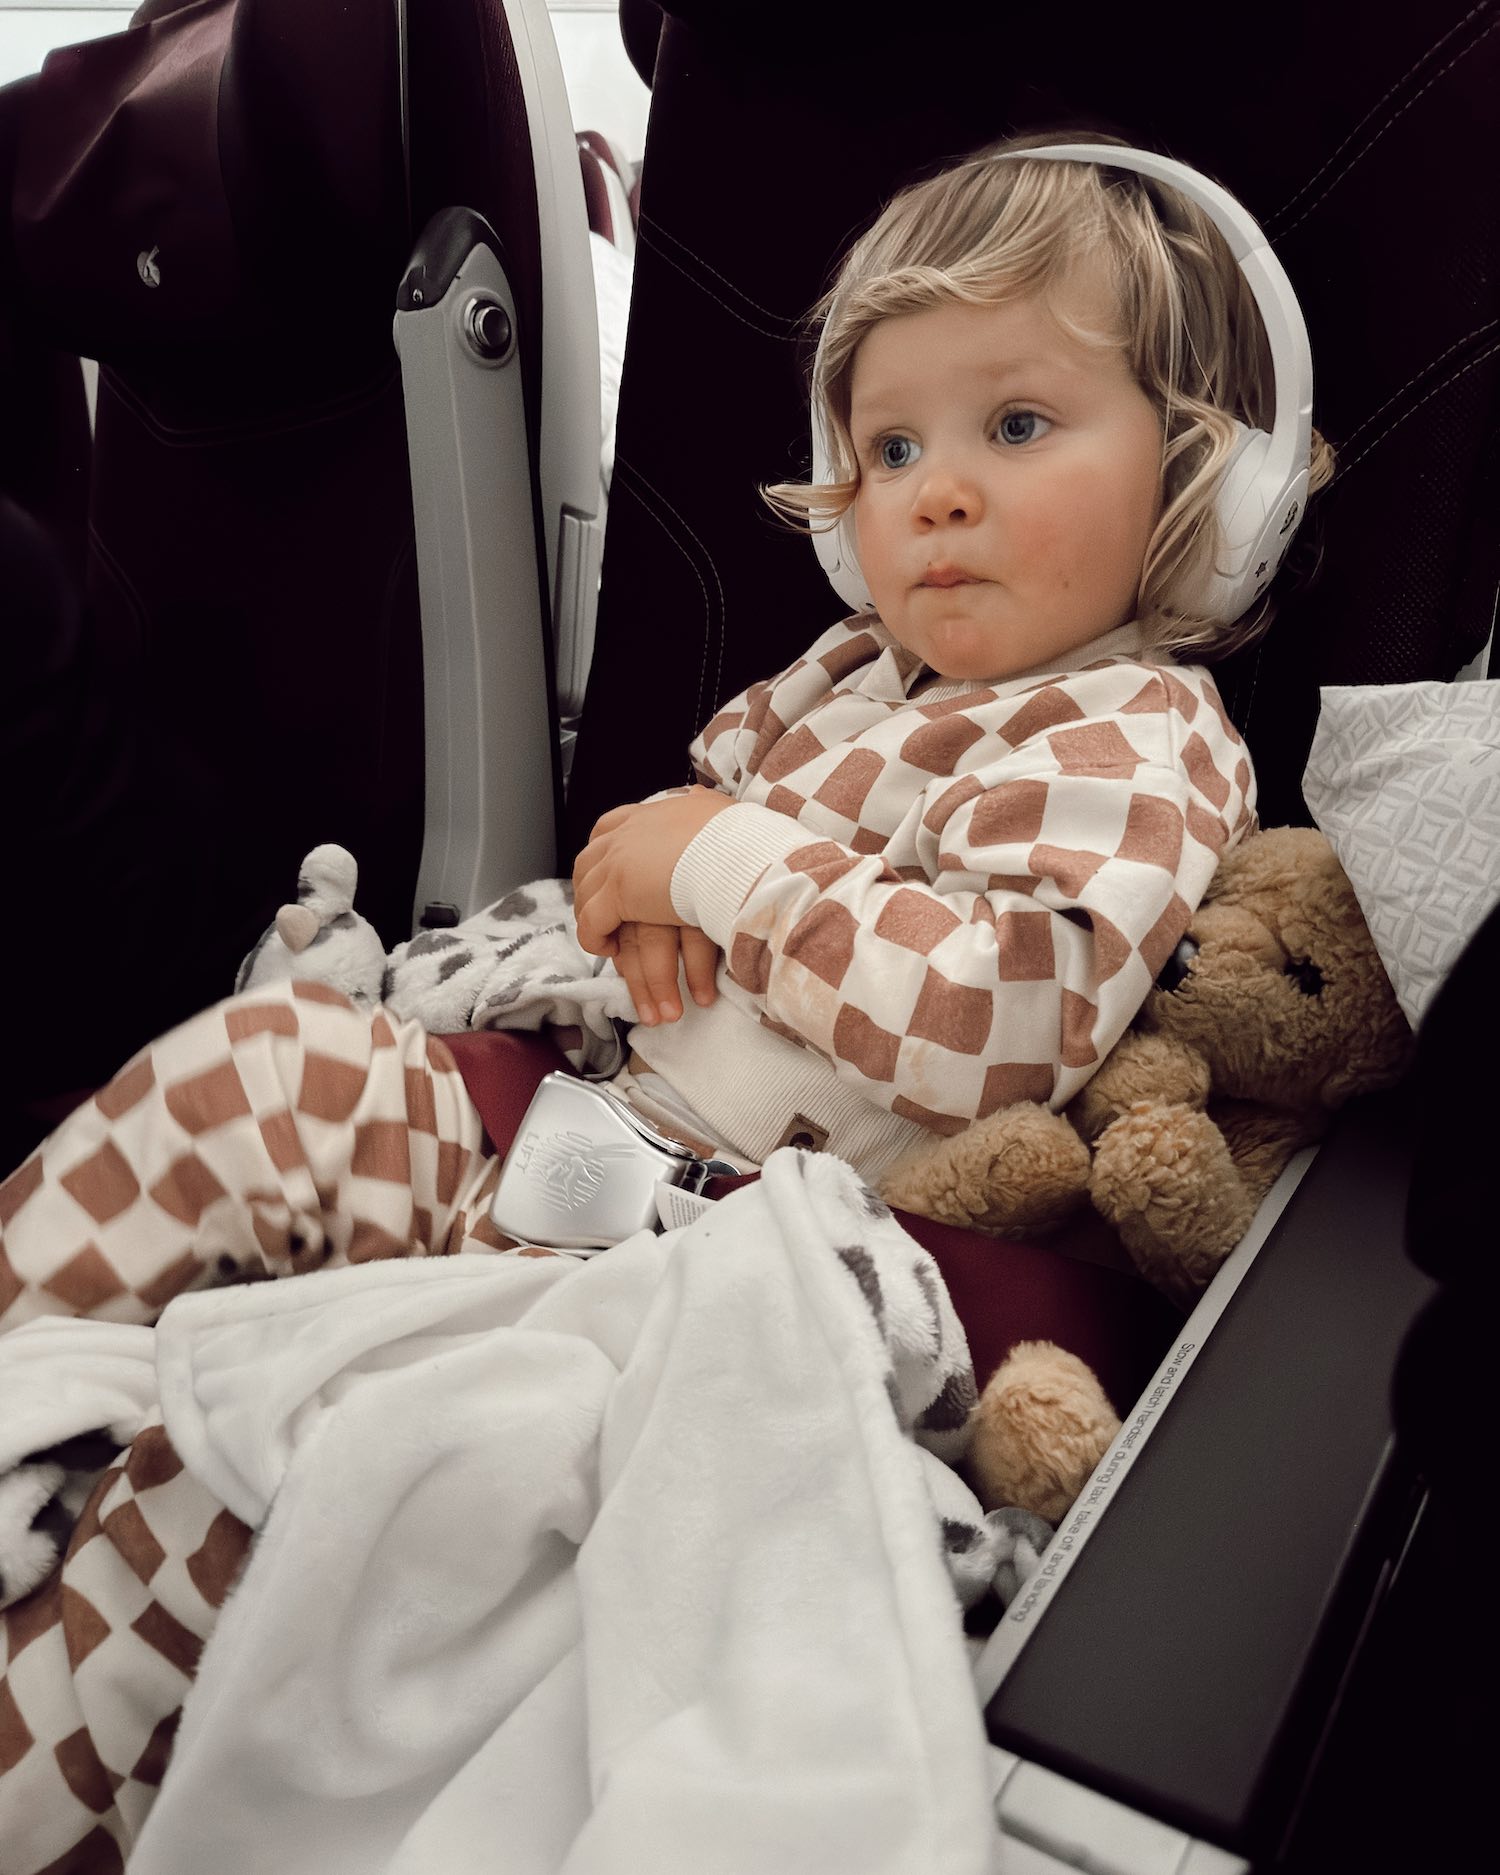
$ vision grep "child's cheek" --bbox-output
[1010,485,1070,580]
[855,493,901,598]
[1029,464,1136,583]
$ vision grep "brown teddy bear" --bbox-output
[892,826,1413,1521]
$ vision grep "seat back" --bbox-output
[3,0,600,1025]
[566,0,1499,851]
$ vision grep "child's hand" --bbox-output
[613,923,721,1026]
[573,786,732,955]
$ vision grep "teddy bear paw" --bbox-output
[1090,1102,1256,1301]
[880,1106,1090,1234]
[966,1340,1119,1523]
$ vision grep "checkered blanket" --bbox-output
[102,1151,995,1873]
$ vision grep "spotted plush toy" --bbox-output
[235,843,388,1004]
[236,848,635,1075]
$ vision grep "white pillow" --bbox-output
[1303,680,1500,1028]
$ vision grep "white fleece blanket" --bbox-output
[122,1150,997,1875]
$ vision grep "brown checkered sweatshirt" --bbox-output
[631,616,1255,1175]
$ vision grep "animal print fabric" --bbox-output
[382,876,632,1076]
[0,979,532,1869]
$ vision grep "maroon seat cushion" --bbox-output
[893,1210,1182,1415]
[445,1029,1182,1415]
[436,1027,570,1155]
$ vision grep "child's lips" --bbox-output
[920,566,980,588]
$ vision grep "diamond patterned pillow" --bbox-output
[1303,681,1500,1028]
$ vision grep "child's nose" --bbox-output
[912,461,981,527]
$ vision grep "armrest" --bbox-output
[979,1087,1433,1862]
[394,210,563,927]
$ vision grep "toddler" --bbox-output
[0,137,1332,1330]
[571,134,1332,1171]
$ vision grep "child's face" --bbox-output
[847,268,1163,682]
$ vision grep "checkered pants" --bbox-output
[0,980,525,1873]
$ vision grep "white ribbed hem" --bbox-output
[628,992,928,1180]
[669,802,813,949]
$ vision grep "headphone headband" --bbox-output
[1003,144,1313,499]
[810,141,1315,626]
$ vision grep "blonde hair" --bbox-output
[764,133,1335,661]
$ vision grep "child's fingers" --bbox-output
[612,924,655,1022]
[679,926,721,1007]
[571,823,621,905]
[572,872,620,957]
[632,923,685,1021]
[570,838,604,904]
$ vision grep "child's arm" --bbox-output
[662,716,1254,1130]
[576,620,885,1014]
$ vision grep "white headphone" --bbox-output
[810,142,1314,627]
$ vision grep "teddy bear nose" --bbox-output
[1156,935,1199,993]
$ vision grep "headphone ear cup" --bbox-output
[1191,423,1305,624]
[828,510,876,614]
[1202,424,1272,622]
[809,408,877,613]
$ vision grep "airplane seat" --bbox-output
[0,0,601,1152]
[578,128,632,185]
[558,3,1496,1858]
[0,131,89,593]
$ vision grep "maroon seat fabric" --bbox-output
[438,1027,571,1156]
[577,140,623,247]
[445,1029,1182,1412]
[896,1212,1181,1414]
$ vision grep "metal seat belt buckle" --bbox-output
[490,1070,736,1252]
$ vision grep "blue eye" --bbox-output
[997,411,1049,445]
[878,435,919,470]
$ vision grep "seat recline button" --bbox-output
[462,293,515,362]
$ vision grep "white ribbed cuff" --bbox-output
[669,802,814,947]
